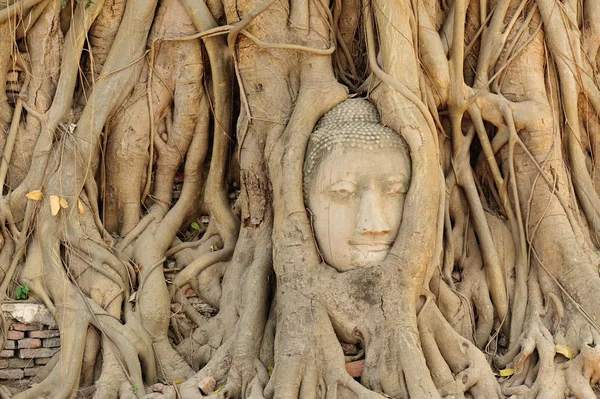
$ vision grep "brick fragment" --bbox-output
[4,340,16,349]
[18,347,59,359]
[29,330,60,339]
[0,359,8,369]
[199,376,216,394]
[35,357,52,365]
[6,331,24,340]
[43,338,60,348]
[345,360,363,378]
[0,369,24,380]
[0,350,14,358]
[18,338,42,349]
[10,323,42,331]
[24,367,41,377]
[9,358,34,368]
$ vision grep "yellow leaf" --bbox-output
[173,380,182,385]
[213,386,224,393]
[25,190,42,201]
[499,368,515,377]
[59,197,68,209]
[78,199,85,215]
[556,344,575,359]
[50,195,60,216]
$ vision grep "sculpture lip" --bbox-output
[348,240,392,251]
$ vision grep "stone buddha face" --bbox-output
[304,99,411,272]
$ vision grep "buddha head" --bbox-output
[304,99,411,272]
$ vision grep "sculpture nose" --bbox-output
[356,189,390,235]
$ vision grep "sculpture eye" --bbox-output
[332,188,355,198]
[330,181,357,198]
[387,182,408,195]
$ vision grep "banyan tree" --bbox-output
[1,0,600,397]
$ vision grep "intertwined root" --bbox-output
[419,304,502,399]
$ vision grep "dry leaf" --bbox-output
[78,199,85,215]
[556,344,575,359]
[25,190,42,201]
[499,368,515,377]
[128,291,137,303]
[50,195,60,216]
[59,197,68,209]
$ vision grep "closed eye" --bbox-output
[388,182,408,195]
[330,181,357,198]
[331,188,355,198]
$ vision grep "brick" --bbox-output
[18,338,42,349]
[0,350,14,358]
[10,323,42,331]
[6,331,24,340]
[0,359,8,369]
[4,340,16,349]
[0,369,24,380]
[35,357,52,365]
[23,367,41,377]
[43,338,60,348]
[18,347,59,359]
[9,358,35,368]
[345,360,363,378]
[29,330,60,339]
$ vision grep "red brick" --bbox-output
[43,338,60,348]
[9,358,34,368]
[18,338,42,349]
[18,347,59,359]
[35,357,52,365]
[4,340,16,349]
[6,331,24,340]
[0,350,13,358]
[345,360,363,378]
[0,359,8,369]
[0,369,24,380]
[10,323,42,331]
[29,330,60,339]
[24,367,41,377]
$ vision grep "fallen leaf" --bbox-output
[78,199,85,215]
[25,190,42,201]
[556,344,575,359]
[59,197,68,208]
[499,368,515,377]
[50,195,60,216]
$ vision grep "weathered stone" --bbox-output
[4,340,16,349]
[43,338,60,348]
[0,368,24,380]
[9,358,34,368]
[35,357,52,365]
[6,331,24,340]
[0,350,14,358]
[23,367,41,377]
[2,303,57,327]
[0,359,8,369]
[18,347,59,359]
[29,330,60,339]
[10,323,42,332]
[18,338,42,349]
[149,383,164,392]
